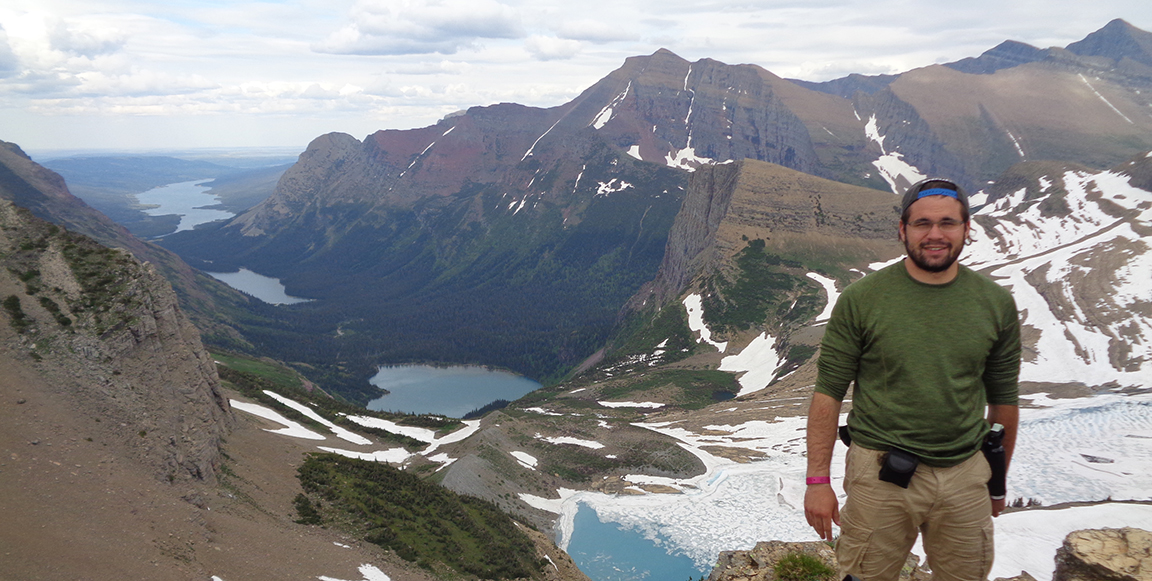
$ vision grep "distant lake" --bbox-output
[136,179,233,233]
[367,365,542,418]
[205,268,311,305]
[567,503,707,581]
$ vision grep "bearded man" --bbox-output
[803,178,1022,581]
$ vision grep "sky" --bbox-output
[1,0,1149,154]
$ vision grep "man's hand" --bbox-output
[805,392,843,541]
[804,484,840,541]
[991,497,1006,517]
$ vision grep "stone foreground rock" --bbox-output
[709,527,1152,581]
[1054,527,1152,581]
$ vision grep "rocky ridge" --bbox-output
[0,199,232,482]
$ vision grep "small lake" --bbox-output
[566,503,707,581]
[205,268,311,305]
[136,179,233,233]
[367,365,542,418]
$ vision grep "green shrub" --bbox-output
[3,295,31,333]
[292,493,323,525]
[296,453,544,579]
[774,552,835,581]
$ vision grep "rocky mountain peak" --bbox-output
[945,40,1049,74]
[1066,18,1152,67]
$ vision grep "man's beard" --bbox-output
[904,238,964,273]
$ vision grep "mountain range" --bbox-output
[155,18,1152,404]
[1,17,1151,581]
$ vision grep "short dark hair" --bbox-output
[900,179,970,223]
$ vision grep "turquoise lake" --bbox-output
[366,364,542,418]
[566,503,707,581]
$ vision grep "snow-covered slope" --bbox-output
[966,161,1152,388]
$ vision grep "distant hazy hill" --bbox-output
[40,155,287,238]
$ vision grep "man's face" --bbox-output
[899,195,970,273]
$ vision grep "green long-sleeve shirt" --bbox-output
[815,262,1021,467]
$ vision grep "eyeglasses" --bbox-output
[906,219,965,233]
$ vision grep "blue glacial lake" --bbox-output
[205,268,311,305]
[367,365,542,418]
[135,179,233,233]
[567,503,707,581]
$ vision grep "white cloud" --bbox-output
[0,26,19,77]
[314,0,524,56]
[386,59,473,75]
[524,35,581,61]
[47,18,125,57]
[1,0,1149,151]
[555,20,639,43]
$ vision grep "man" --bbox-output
[803,178,1021,581]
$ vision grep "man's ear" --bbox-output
[897,222,906,243]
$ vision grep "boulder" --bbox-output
[1054,527,1152,581]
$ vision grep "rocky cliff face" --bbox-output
[0,199,232,482]
[628,159,901,315]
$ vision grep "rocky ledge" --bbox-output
[708,527,1151,581]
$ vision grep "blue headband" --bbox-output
[916,187,959,200]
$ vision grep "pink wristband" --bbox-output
[806,476,831,485]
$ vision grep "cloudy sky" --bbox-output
[1,0,1148,154]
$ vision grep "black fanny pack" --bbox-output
[878,447,920,489]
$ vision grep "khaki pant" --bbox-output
[836,445,994,581]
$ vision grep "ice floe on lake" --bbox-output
[535,391,1152,580]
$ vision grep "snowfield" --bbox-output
[528,391,1152,581]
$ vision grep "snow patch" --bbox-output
[1079,74,1134,124]
[598,401,665,409]
[522,116,565,160]
[665,147,713,172]
[718,333,783,396]
[538,434,605,449]
[591,81,631,130]
[512,451,538,470]
[229,400,327,441]
[626,145,643,161]
[318,446,413,464]
[263,390,371,445]
[873,152,927,194]
[595,179,633,196]
[344,416,437,442]
[683,294,727,352]
[318,563,391,581]
[805,272,839,323]
[524,407,566,416]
